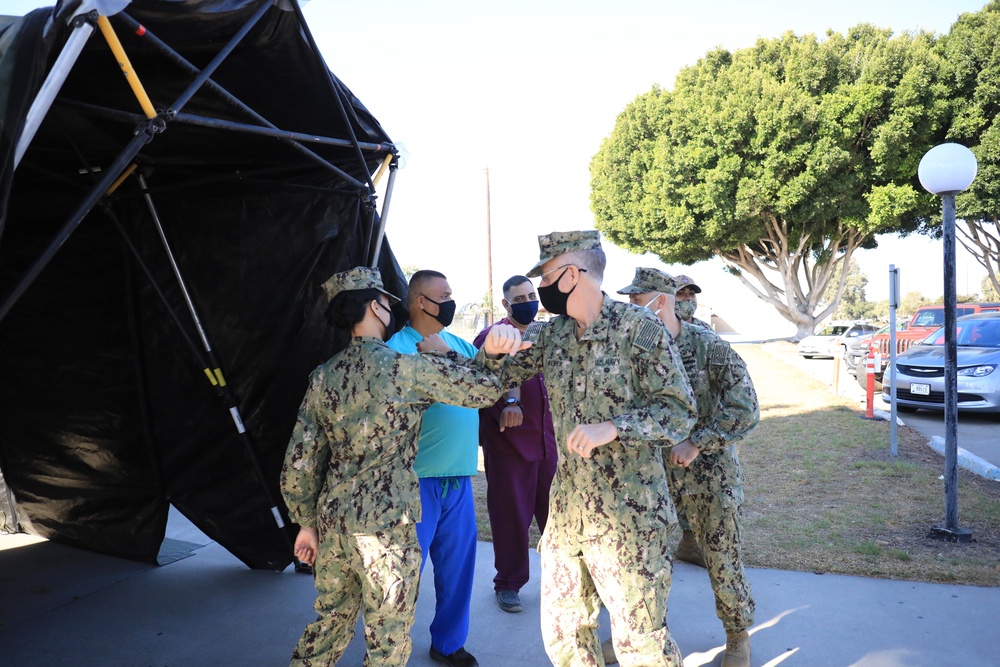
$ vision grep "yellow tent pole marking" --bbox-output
[203,368,218,385]
[97,16,157,120]
[214,368,227,387]
[106,162,138,195]
[371,154,393,187]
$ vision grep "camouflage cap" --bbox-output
[616,267,677,296]
[321,266,401,304]
[526,230,603,278]
[674,274,702,294]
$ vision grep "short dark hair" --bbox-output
[407,270,447,308]
[502,275,531,298]
[325,288,382,330]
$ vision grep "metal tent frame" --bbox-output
[0,0,401,568]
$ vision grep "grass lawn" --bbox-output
[473,342,1000,587]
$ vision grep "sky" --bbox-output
[6,0,995,331]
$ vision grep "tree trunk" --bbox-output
[719,217,864,340]
[957,219,1000,297]
[795,321,816,340]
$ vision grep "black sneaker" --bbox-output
[495,589,523,613]
[429,646,479,667]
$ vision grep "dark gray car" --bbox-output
[847,321,907,384]
[881,312,1000,413]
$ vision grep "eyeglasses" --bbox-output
[539,264,587,284]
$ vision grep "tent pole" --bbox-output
[164,0,273,114]
[135,173,294,554]
[2,0,284,325]
[0,126,155,324]
[112,12,382,186]
[287,0,375,195]
[368,164,397,268]
[96,15,156,119]
[287,0,379,253]
[103,206,213,370]
[61,99,390,156]
[13,15,95,169]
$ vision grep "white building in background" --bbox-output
[693,299,796,342]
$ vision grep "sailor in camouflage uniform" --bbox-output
[495,232,697,667]
[618,267,759,667]
[280,267,526,667]
[669,273,712,569]
[673,274,713,331]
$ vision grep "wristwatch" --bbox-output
[503,397,522,409]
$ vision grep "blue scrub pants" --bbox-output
[417,476,477,655]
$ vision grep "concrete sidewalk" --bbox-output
[1,510,996,667]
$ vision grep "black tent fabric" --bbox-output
[0,0,407,569]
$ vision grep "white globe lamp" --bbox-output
[917,143,977,195]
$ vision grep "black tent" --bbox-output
[0,0,406,570]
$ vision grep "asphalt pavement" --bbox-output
[1,508,998,667]
[2,347,998,666]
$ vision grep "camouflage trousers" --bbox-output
[290,523,422,667]
[539,523,682,667]
[669,482,754,633]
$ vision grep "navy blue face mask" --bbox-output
[421,296,456,328]
[509,300,539,325]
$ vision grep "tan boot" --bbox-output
[674,530,707,568]
[601,638,618,664]
[721,630,750,667]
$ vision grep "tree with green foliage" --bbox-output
[940,1,1000,299]
[981,276,1000,301]
[869,299,890,322]
[591,25,946,338]
[898,291,929,318]
[821,258,873,320]
[401,264,420,283]
[460,290,503,332]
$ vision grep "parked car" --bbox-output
[868,302,1000,383]
[880,312,1000,413]
[847,321,907,383]
[798,321,876,359]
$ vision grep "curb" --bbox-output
[926,435,1000,482]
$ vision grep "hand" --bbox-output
[566,421,618,459]
[417,333,450,354]
[293,526,319,566]
[483,324,533,356]
[499,405,523,431]
[670,439,701,467]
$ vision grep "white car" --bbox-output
[798,322,876,359]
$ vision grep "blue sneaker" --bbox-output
[495,589,523,613]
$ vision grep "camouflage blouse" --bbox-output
[674,321,759,454]
[502,296,697,539]
[280,336,502,534]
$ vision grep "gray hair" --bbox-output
[562,248,606,282]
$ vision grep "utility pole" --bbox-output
[485,167,494,325]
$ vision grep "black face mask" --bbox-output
[375,302,396,342]
[538,266,584,316]
[422,296,456,328]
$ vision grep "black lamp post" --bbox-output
[917,143,977,543]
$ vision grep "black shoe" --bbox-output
[429,646,479,667]
[495,589,523,613]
